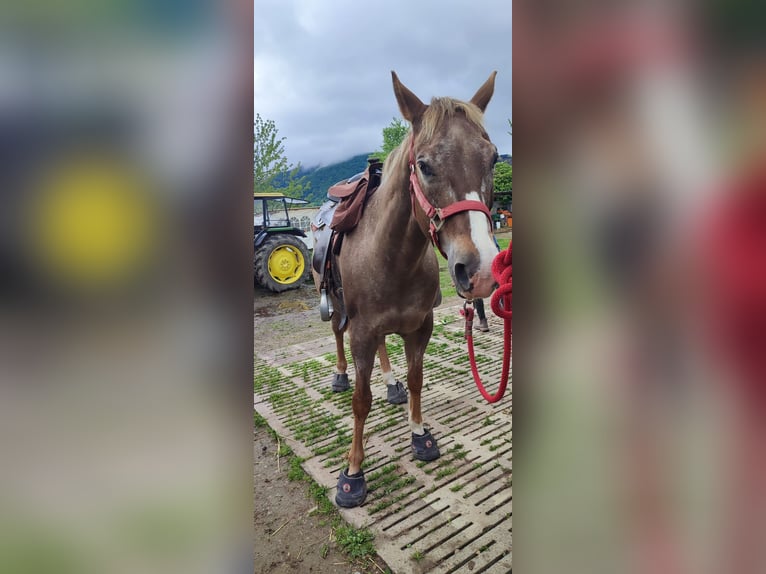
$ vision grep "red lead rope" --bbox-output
[460,243,512,403]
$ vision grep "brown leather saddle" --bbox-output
[312,158,383,324]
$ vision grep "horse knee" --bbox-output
[352,386,372,417]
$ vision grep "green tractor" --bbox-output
[254,193,311,292]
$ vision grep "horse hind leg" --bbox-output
[335,332,377,508]
[378,341,407,405]
[403,317,440,461]
[330,312,350,393]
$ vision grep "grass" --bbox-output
[411,549,425,561]
[335,524,376,560]
[436,249,457,299]
[254,412,268,429]
[287,456,306,481]
[435,466,457,479]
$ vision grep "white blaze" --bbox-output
[465,191,499,269]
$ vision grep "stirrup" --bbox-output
[319,288,333,321]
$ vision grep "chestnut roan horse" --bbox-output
[333,71,500,507]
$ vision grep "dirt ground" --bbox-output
[254,282,388,574]
[254,424,390,574]
[253,282,325,354]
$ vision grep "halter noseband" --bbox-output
[408,135,493,258]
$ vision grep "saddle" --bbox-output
[312,158,383,324]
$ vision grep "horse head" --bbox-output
[392,71,500,299]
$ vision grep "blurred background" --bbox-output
[2,0,765,572]
[0,1,253,573]
[514,0,766,572]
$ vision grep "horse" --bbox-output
[331,71,500,507]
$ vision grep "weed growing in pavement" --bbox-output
[435,466,457,479]
[335,524,376,560]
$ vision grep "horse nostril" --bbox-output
[453,262,473,292]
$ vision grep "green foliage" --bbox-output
[253,113,307,197]
[334,525,376,560]
[370,117,409,161]
[494,161,512,192]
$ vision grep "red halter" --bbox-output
[408,135,493,258]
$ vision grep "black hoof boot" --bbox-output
[335,468,367,508]
[411,429,440,461]
[386,380,408,405]
[331,373,350,392]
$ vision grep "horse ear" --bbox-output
[391,71,427,125]
[469,71,497,113]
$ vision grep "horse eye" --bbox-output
[417,160,433,177]
[493,152,499,165]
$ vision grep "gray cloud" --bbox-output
[254,0,512,167]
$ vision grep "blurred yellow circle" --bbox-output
[28,157,157,289]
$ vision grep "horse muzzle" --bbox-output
[451,257,495,299]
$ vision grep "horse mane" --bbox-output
[382,97,487,181]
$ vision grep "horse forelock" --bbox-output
[382,97,488,185]
[418,98,486,144]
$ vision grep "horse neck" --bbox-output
[376,161,432,263]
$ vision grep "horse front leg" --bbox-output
[404,316,440,461]
[335,331,377,508]
[330,312,350,393]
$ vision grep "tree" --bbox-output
[371,117,409,161]
[494,161,512,192]
[253,113,306,197]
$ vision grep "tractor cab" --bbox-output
[254,193,307,232]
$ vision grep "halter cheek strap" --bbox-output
[408,136,493,258]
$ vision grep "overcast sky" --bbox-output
[254,0,512,168]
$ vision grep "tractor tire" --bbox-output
[254,234,310,293]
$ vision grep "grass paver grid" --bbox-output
[255,301,511,573]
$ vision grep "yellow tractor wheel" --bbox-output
[254,234,310,292]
